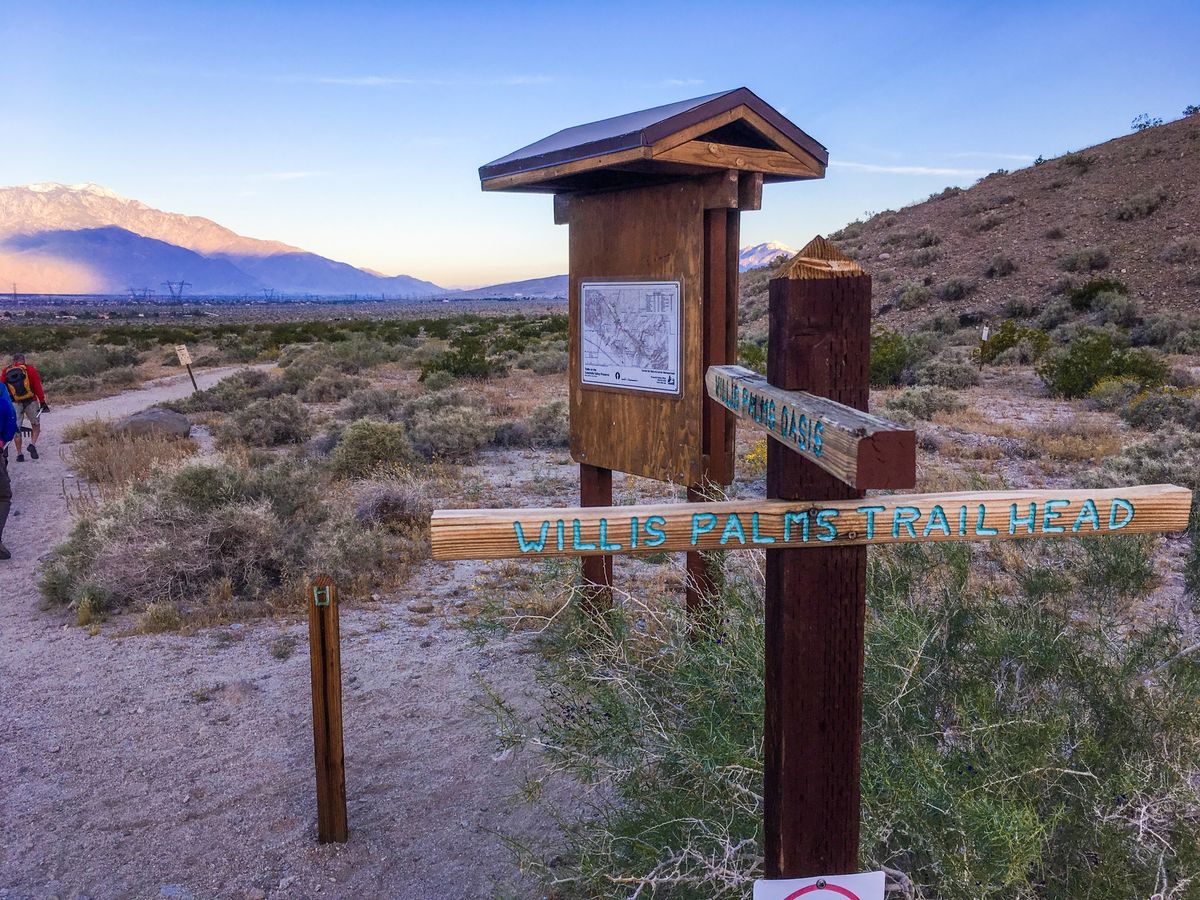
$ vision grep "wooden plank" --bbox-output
[482,146,649,191]
[656,140,820,178]
[580,463,613,611]
[702,215,733,486]
[428,485,1194,560]
[738,172,763,211]
[567,180,706,485]
[307,575,348,844]
[764,252,871,878]
[706,364,916,490]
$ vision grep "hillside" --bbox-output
[0,182,444,297]
[822,115,1200,327]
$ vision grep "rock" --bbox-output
[406,600,434,614]
[118,408,192,439]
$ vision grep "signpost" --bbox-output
[307,575,348,844]
[467,92,1197,888]
[753,872,885,900]
[174,344,199,393]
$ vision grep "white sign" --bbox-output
[580,280,680,395]
[175,344,193,366]
[754,871,885,900]
[981,325,991,341]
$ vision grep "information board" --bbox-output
[580,280,681,395]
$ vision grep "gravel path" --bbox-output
[0,370,553,899]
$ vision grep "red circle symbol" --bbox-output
[783,884,862,900]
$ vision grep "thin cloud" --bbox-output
[659,78,704,87]
[830,160,989,177]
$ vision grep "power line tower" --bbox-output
[161,280,191,303]
[128,287,153,302]
[261,288,277,301]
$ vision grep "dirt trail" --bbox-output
[0,370,551,899]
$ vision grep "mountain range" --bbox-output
[0,183,444,297]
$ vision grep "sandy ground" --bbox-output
[0,369,556,900]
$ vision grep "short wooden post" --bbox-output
[763,237,870,877]
[308,575,348,843]
[579,463,614,610]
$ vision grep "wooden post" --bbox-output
[764,237,871,878]
[308,575,348,843]
[185,363,199,393]
[580,463,614,610]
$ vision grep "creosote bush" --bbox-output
[1036,327,1168,398]
[1111,187,1167,221]
[913,357,980,388]
[330,419,416,477]
[870,326,922,387]
[978,320,1051,365]
[484,541,1200,899]
[984,253,1017,278]
[1060,247,1110,273]
[883,386,965,421]
[216,395,311,447]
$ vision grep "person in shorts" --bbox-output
[1,353,50,462]
[0,385,15,559]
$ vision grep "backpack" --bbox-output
[5,365,33,402]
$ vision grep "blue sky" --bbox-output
[2,1,1197,287]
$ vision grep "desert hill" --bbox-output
[821,114,1199,326]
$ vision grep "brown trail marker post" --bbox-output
[307,575,348,843]
[174,344,199,393]
[479,88,827,611]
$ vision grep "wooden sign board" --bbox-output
[174,344,192,366]
[706,365,915,489]
[430,484,1191,560]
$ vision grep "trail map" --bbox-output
[580,280,681,394]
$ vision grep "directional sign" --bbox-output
[706,365,914,489]
[430,484,1192,560]
[754,872,885,900]
[174,344,193,366]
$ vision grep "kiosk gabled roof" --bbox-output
[479,87,828,193]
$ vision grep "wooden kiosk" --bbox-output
[480,88,828,608]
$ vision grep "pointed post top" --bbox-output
[777,235,866,281]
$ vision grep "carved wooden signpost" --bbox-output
[457,93,1195,885]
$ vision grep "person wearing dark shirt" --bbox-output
[0,386,16,560]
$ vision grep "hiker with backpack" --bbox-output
[0,385,15,560]
[2,353,50,462]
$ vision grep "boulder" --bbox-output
[118,408,192,439]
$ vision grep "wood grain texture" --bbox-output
[764,256,871,878]
[567,180,706,484]
[580,463,614,611]
[707,365,915,489]
[307,575,348,844]
[655,140,819,177]
[428,485,1193,560]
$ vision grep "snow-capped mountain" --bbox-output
[0,182,443,297]
[739,241,794,271]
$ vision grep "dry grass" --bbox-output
[66,426,199,488]
[1023,415,1125,463]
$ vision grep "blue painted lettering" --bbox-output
[691,513,718,545]
[856,505,886,539]
[513,521,549,553]
[1072,499,1100,532]
[644,515,667,547]
[1042,499,1069,534]
[720,514,747,545]
[893,506,921,538]
[1109,498,1134,530]
[1009,502,1037,535]
[751,512,775,544]
[923,504,951,537]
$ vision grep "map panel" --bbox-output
[579,280,681,394]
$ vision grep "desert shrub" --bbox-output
[68,427,198,487]
[870,326,921,387]
[485,542,1200,898]
[913,228,940,247]
[1002,297,1038,319]
[171,368,284,414]
[975,214,1004,232]
[1087,377,1143,411]
[39,456,394,615]
[937,278,976,302]
[299,367,368,403]
[279,336,404,373]
[340,386,405,422]
[979,320,1051,365]
[1111,187,1167,221]
[50,374,98,395]
[913,357,980,388]
[32,340,142,385]
[1130,315,1184,347]
[1060,247,1110,273]
[408,404,493,461]
[216,395,311,447]
[1044,225,1065,239]
[1036,299,1073,330]
[1131,112,1164,131]
[421,331,501,381]
[515,348,568,375]
[984,253,1017,278]
[904,247,940,268]
[1066,277,1127,311]
[1060,151,1092,172]
[921,312,960,334]
[1037,328,1169,398]
[737,341,766,374]
[330,420,415,477]
[525,400,570,448]
[897,282,932,310]
[353,477,431,532]
[1160,238,1199,264]
[1119,386,1200,431]
[883,386,965,420]
[420,369,455,391]
[1093,291,1142,327]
